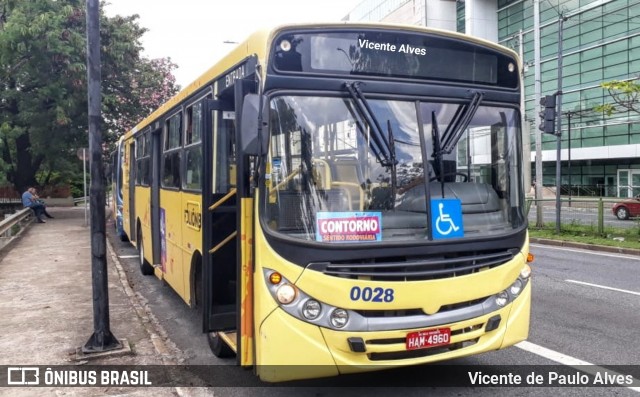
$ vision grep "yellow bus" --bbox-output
[119,22,532,382]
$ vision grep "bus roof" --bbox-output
[122,22,519,140]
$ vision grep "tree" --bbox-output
[595,77,640,116]
[0,0,178,194]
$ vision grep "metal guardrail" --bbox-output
[0,198,21,204]
[527,197,640,234]
[0,208,32,236]
[74,196,88,205]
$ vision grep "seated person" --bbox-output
[22,187,53,223]
[31,188,54,219]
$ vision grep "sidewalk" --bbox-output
[0,207,183,396]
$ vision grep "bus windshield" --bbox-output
[264,95,524,243]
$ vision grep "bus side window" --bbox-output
[162,112,182,189]
[184,101,203,191]
[214,106,236,194]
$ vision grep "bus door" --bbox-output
[202,94,240,358]
[128,140,136,240]
[150,127,162,264]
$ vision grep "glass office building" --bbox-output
[345,0,640,197]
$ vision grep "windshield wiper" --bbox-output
[431,91,484,196]
[431,111,446,198]
[387,119,398,201]
[439,91,484,155]
[344,81,396,167]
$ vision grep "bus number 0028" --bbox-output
[350,286,394,302]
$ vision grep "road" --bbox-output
[108,230,640,396]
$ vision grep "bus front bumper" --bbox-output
[255,282,530,382]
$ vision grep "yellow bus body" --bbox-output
[117,22,530,383]
[253,202,530,381]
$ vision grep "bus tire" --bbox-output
[138,229,154,276]
[207,332,235,358]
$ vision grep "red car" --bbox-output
[612,196,640,220]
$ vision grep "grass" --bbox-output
[528,222,640,250]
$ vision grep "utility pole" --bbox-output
[83,0,121,353]
[555,13,567,234]
[533,0,544,227]
[567,111,572,206]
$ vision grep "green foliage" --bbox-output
[0,0,179,194]
[595,78,640,116]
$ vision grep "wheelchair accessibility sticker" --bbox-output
[431,198,464,239]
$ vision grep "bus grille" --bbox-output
[354,297,486,318]
[307,249,517,281]
[366,323,483,361]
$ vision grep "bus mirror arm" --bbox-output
[240,93,269,156]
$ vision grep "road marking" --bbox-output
[516,341,640,392]
[118,255,139,259]
[530,243,640,261]
[565,279,640,296]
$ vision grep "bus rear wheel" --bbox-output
[138,230,154,276]
[207,332,235,358]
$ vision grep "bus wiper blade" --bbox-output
[440,91,484,155]
[344,81,396,167]
[431,111,445,198]
[387,119,397,201]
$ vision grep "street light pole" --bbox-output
[567,111,572,206]
[555,13,567,234]
[533,0,544,228]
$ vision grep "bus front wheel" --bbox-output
[207,332,235,358]
[138,230,154,276]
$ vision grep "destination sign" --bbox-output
[271,30,518,89]
[357,38,426,55]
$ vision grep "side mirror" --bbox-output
[240,94,268,156]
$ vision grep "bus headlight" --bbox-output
[520,264,531,279]
[494,263,531,308]
[264,269,358,330]
[509,278,523,296]
[495,291,509,307]
[276,284,297,304]
[330,309,349,328]
[302,299,322,320]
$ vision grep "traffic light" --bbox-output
[538,94,556,134]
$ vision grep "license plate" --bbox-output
[406,328,451,350]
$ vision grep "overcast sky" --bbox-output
[104,0,362,87]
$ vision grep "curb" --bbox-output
[107,241,214,397]
[106,239,183,364]
[530,237,640,256]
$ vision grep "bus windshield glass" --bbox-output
[264,95,524,243]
